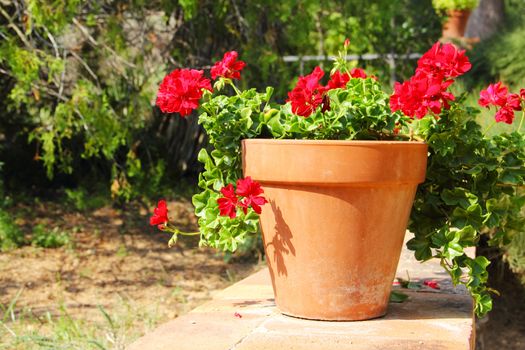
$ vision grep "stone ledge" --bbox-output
[128,236,474,350]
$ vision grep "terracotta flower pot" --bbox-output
[442,9,471,39]
[242,139,428,320]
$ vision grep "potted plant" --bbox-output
[149,42,525,320]
[432,0,479,39]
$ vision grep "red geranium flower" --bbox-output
[287,66,326,117]
[326,68,368,91]
[217,184,239,219]
[417,42,471,78]
[520,88,525,101]
[423,280,440,290]
[495,106,516,124]
[507,93,522,111]
[236,177,268,215]
[326,71,350,90]
[156,69,212,116]
[150,199,169,230]
[390,72,455,119]
[478,82,509,108]
[210,51,246,80]
[350,68,367,79]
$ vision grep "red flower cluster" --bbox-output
[287,66,369,117]
[211,51,246,80]
[423,280,440,290]
[156,69,212,116]
[417,42,472,79]
[390,72,455,119]
[478,82,523,124]
[150,199,169,230]
[390,42,471,119]
[156,51,247,118]
[217,177,268,218]
[325,68,368,90]
[286,66,326,117]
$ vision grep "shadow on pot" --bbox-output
[265,200,295,279]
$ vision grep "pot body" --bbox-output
[242,139,428,320]
[442,10,471,39]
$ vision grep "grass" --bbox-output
[0,292,163,350]
[31,224,71,249]
[0,209,24,251]
[0,207,74,251]
[64,188,109,212]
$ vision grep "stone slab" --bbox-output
[128,235,475,350]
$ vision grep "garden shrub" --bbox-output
[468,25,525,89]
[0,209,25,251]
[0,0,440,202]
[31,224,71,249]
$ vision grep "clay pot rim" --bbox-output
[242,139,427,146]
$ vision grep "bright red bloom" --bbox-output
[495,106,516,124]
[350,68,367,79]
[287,66,326,117]
[423,280,440,290]
[326,68,368,91]
[210,51,246,80]
[520,88,525,101]
[156,69,212,116]
[390,72,455,119]
[417,42,471,78]
[150,199,169,230]
[507,93,522,111]
[344,38,350,48]
[326,71,350,90]
[236,177,267,215]
[478,82,509,108]
[217,184,239,219]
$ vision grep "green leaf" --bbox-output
[441,188,478,209]
[407,237,433,261]
[389,290,409,303]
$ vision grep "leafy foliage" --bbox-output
[468,24,525,89]
[408,102,525,316]
[0,0,440,201]
[31,224,71,249]
[0,209,25,251]
[431,0,479,11]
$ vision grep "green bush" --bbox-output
[0,209,24,251]
[64,187,108,212]
[506,231,525,283]
[0,0,440,202]
[432,0,479,11]
[31,224,70,249]
[468,25,525,90]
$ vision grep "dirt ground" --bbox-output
[1,199,524,349]
[0,199,262,347]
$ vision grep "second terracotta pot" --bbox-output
[242,139,428,321]
[442,9,471,39]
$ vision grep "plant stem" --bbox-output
[483,121,496,136]
[229,81,241,96]
[164,224,200,236]
[176,230,200,236]
[518,109,525,133]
